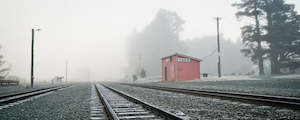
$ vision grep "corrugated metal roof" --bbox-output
[161,53,202,62]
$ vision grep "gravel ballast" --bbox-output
[109,84,300,120]
[0,83,90,120]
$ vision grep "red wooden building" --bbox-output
[161,53,202,81]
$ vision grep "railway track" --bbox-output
[0,85,69,109]
[92,83,184,120]
[121,83,300,110]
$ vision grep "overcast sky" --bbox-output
[0,0,299,82]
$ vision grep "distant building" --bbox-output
[161,53,201,81]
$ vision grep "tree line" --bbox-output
[0,45,10,80]
[233,0,300,75]
[127,1,300,77]
[126,9,253,77]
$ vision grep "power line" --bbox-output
[201,48,218,60]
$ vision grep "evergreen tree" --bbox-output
[262,0,300,74]
[140,68,146,78]
[234,0,300,74]
[233,0,266,75]
[132,74,138,81]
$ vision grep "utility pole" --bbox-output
[31,28,40,88]
[137,54,142,74]
[65,61,68,82]
[31,29,34,88]
[215,17,222,78]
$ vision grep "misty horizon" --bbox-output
[1,0,300,83]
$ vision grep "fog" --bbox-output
[184,36,253,75]
[0,0,299,83]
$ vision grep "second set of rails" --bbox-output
[121,83,300,110]
[0,85,70,109]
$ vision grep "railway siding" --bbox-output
[0,84,90,120]
[122,83,300,110]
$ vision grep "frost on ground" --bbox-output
[131,74,300,97]
[0,83,90,120]
[0,85,26,95]
[189,74,300,81]
[109,84,300,120]
[127,74,300,83]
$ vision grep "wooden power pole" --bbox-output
[215,17,222,78]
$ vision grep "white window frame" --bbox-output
[177,57,190,62]
[165,58,170,62]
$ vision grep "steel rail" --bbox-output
[101,83,184,120]
[0,86,62,99]
[121,83,300,110]
[0,85,69,106]
[94,84,119,120]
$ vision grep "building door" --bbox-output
[165,67,167,80]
